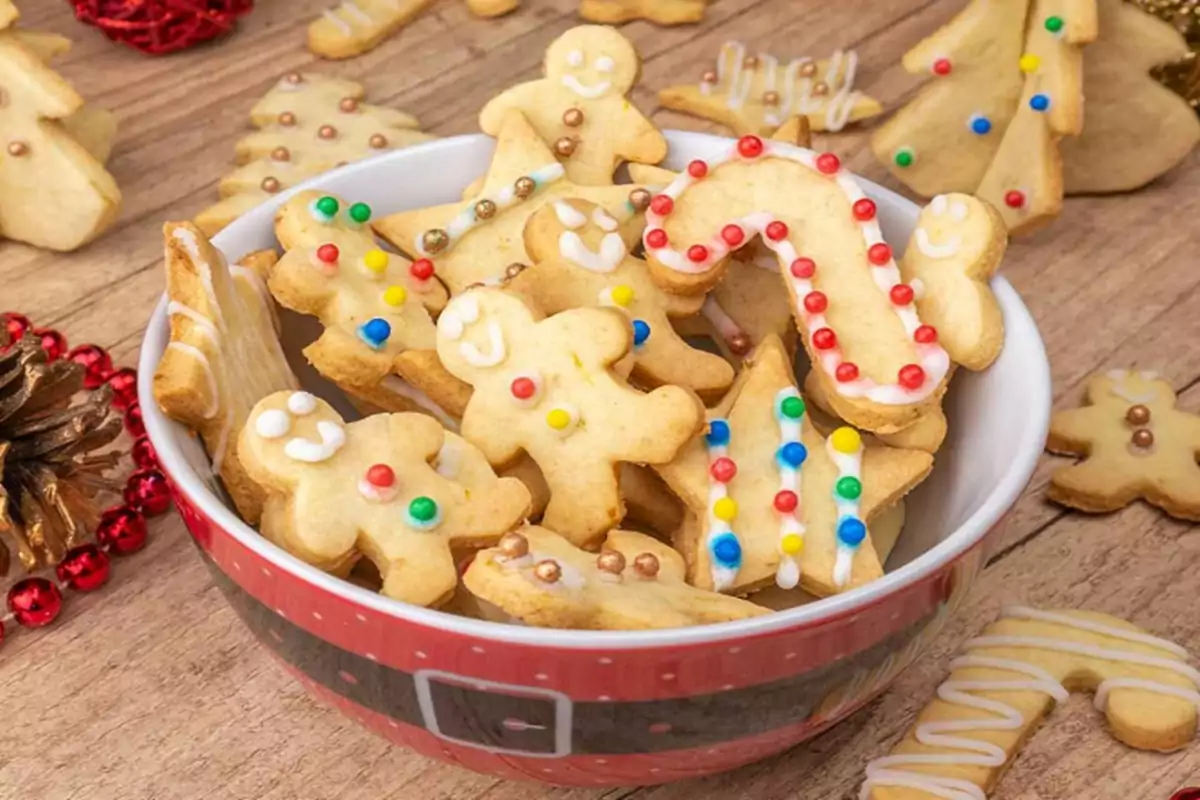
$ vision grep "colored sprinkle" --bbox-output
[706,420,730,447]
[779,395,805,420]
[1045,15,1063,32]
[711,533,742,567]
[315,196,339,219]
[408,496,438,523]
[1030,94,1050,112]
[546,408,573,430]
[610,285,634,307]
[366,464,394,487]
[970,115,992,135]
[713,497,738,522]
[894,147,915,168]
[349,202,372,223]
[511,377,537,400]
[830,427,862,454]
[1018,54,1041,73]
[363,248,389,273]
[632,320,651,347]
[359,318,391,348]
[778,442,808,468]
[838,517,867,546]
[836,476,863,500]
[780,533,804,556]
[383,286,408,307]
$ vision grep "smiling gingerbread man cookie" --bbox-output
[478,25,667,186]
[1046,369,1200,521]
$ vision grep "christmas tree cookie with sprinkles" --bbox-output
[464,525,767,630]
[152,223,299,524]
[375,110,653,294]
[434,288,704,547]
[655,335,932,598]
[239,392,532,608]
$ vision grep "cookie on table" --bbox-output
[153,223,299,524]
[434,288,704,547]
[1046,369,1200,521]
[478,26,668,186]
[860,606,1200,799]
[578,0,707,26]
[240,392,532,607]
[310,0,519,60]
[464,525,768,630]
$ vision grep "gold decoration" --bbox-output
[628,188,651,212]
[514,176,536,199]
[504,263,527,281]
[421,228,449,254]
[474,199,497,220]
[596,550,625,574]
[534,559,562,583]
[0,336,123,575]
[1132,0,1200,113]
[498,532,528,559]
[633,552,660,578]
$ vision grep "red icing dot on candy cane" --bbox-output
[836,363,860,383]
[687,160,708,178]
[766,221,789,242]
[890,284,914,305]
[899,364,926,390]
[812,328,837,350]
[816,153,841,174]
[803,292,828,314]
[914,325,939,344]
[1004,190,1027,209]
[932,58,952,76]
[709,456,737,483]
[868,243,893,266]
[646,229,668,249]
[688,245,710,263]
[853,198,877,221]
[791,258,816,279]
[737,135,764,158]
[650,195,674,216]
[774,490,798,513]
[721,225,745,246]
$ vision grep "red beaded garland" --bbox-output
[366,464,396,487]
[721,225,745,247]
[124,402,146,438]
[69,0,254,56]
[852,198,877,221]
[709,456,737,483]
[68,344,114,388]
[815,153,841,174]
[56,544,111,593]
[645,229,669,249]
[317,243,340,264]
[803,291,828,314]
[687,245,709,263]
[7,578,62,628]
[914,325,939,344]
[835,362,860,383]
[899,364,927,390]
[125,469,172,516]
[773,490,798,513]
[737,135,765,158]
[932,58,952,76]
[410,259,435,281]
[96,506,148,555]
[649,195,674,216]
[104,367,139,410]
[812,328,837,350]
[510,376,537,400]
[765,221,789,242]
[1,311,32,346]
[790,258,816,279]
[1004,190,1026,209]
[132,436,159,470]
[889,284,915,305]
[867,243,893,265]
[687,160,708,178]
[34,328,68,361]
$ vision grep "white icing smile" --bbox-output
[914,228,962,259]
[285,420,346,463]
[559,231,626,273]
[561,74,612,99]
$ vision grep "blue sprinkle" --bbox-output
[632,319,651,347]
[777,442,808,468]
[359,318,392,349]
[970,115,992,135]
[711,533,742,568]
[1030,94,1050,112]
[705,419,730,447]
[838,517,867,547]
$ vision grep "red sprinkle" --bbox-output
[511,377,537,400]
[1004,190,1026,209]
[317,243,339,264]
[687,160,708,178]
[790,258,816,279]
[815,152,841,174]
[774,490,798,513]
[687,245,709,263]
[803,291,827,314]
[737,135,765,159]
[868,243,893,265]
[812,328,837,350]
[836,362,860,383]
[766,221,789,242]
[899,364,926,390]
[890,284,915,305]
[932,58,952,76]
[852,198,877,221]
[914,325,939,344]
[721,225,745,247]
[650,195,674,216]
[410,258,435,280]
[646,229,669,249]
[366,464,395,487]
[710,456,737,483]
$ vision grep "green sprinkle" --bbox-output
[349,202,371,224]
[894,148,915,168]
[408,496,438,523]
[780,395,806,420]
[1045,15,1063,33]
[315,196,339,218]
[836,476,863,500]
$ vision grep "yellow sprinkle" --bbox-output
[781,534,804,556]
[830,427,862,454]
[1018,54,1041,73]
[383,286,408,306]
[713,497,738,522]
[546,408,572,430]
[363,249,390,273]
[611,284,634,307]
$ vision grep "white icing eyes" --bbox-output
[567,49,584,67]
[439,295,481,340]
[593,208,618,231]
[553,201,588,230]
[255,409,292,439]
[288,391,318,415]
[594,55,615,73]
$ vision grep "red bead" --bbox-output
[790,258,816,280]
[124,402,146,438]
[124,469,172,516]
[932,58,952,76]
[1,311,31,348]
[317,243,340,264]
[765,221,789,242]
[890,284,915,305]
[34,328,68,361]
[1004,190,1026,209]
[510,376,537,400]
[852,198,877,221]
[645,229,669,249]
[868,243,893,265]
[7,578,62,628]
[803,291,828,314]
[132,435,159,470]
[366,464,395,488]
[649,195,674,216]
[914,325,939,344]
[69,0,253,56]
[709,456,737,483]
[105,368,139,411]
[687,245,709,263]
[737,135,765,159]
[812,328,837,350]
[721,225,745,247]
[687,160,708,178]
[96,506,148,555]
[68,344,114,388]
[410,259,435,281]
[1169,789,1200,800]
[774,490,798,513]
[815,152,841,174]
[899,364,926,390]
[836,362,860,383]
[56,544,111,593]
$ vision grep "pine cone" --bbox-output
[0,335,124,575]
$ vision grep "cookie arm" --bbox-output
[618,106,669,166]
[1046,405,1104,456]
[479,83,540,135]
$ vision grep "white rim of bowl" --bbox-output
[138,131,1053,650]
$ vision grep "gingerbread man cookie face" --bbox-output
[517,198,735,401]
[435,288,704,547]
[1047,370,1200,520]
[239,392,532,607]
[463,525,767,630]
[546,26,637,101]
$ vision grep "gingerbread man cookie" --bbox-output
[153,223,299,524]
[240,392,531,607]
[861,606,1200,799]
[464,525,767,630]
[1046,369,1200,520]
[478,26,668,186]
[434,288,703,547]
[578,0,707,26]
[310,0,518,60]
[657,335,931,598]
[515,198,734,401]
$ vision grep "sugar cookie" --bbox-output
[578,0,707,26]
[309,0,519,60]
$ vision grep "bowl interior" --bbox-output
[139,131,1051,645]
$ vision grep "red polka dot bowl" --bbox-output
[138,132,1051,787]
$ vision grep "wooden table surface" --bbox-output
[3,0,1199,798]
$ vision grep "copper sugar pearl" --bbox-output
[497,532,529,559]
[554,137,578,158]
[339,97,359,113]
[729,333,753,356]
[504,263,527,281]
[1126,405,1151,426]
[475,199,497,220]
[285,73,304,85]
[271,146,290,162]
[562,108,585,127]
[534,560,562,583]
[278,112,297,126]
[318,125,338,140]
[514,176,536,199]
[628,188,652,212]
[1132,429,1155,449]
[7,141,29,157]
[633,553,660,578]
[701,69,718,83]
[422,229,449,254]
[261,177,281,193]
[369,134,389,149]
[596,551,626,574]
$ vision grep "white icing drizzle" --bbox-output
[644,138,951,406]
[558,231,626,273]
[701,296,747,345]
[255,409,291,439]
[434,438,464,479]
[169,301,218,342]
[284,420,346,463]
[166,343,220,420]
[379,376,460,431]
[704,420,739,591]
[341,1,372,24]
[553,201,588,229]
[321,9,353,34]
[826,433,864,589]
[592,208,618,232]
[773,388,806,590]
[860,606,1200,800]
[288,391,318,415]
[561,75,612,99]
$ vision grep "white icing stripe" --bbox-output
[700,296,746,345]
[1109,385,1159,404]
[341,0,372,24]
[593,208,618,232]
[167,343,220,421]
[826,434,864,589]
[169,301,218,341]
[321,9,353,34]
[558,231,626,273]
[434,437,464,479]
[773,388,805,590]
[705,423,739,591]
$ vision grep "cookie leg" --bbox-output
[541,463,624,549]
[1147,470,1200,522]
[364,533,460,608]
[1047,460,1142,514]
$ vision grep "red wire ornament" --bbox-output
[69,0,254,56]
